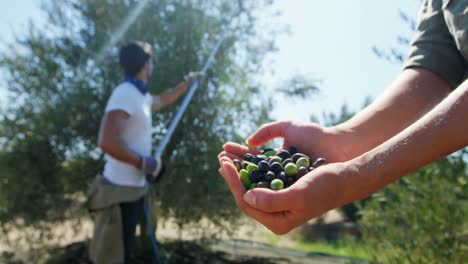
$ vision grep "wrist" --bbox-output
[342,150,392,203]
[322,125,356,162]
[337,161,365,206]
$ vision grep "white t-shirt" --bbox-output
[102,82,153,187]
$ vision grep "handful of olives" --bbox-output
[234,146,326,190]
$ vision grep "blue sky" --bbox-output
[1,0,421,122]
[262,0,421,121]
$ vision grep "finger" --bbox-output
[243,181,305,213]
[217,151,241,161]
[223,142,261,157]
[220,160,299,234]
[246,121,292,147]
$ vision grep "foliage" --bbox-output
[275,73,319,99]
[0,0,280,236]
[358,152,468,263]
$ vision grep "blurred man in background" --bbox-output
[87,41,200,263]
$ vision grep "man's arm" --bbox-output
[152,80,189,112]
[334,68,451,160]
[344,78,468,202]
[98,110,141,168]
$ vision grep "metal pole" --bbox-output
[154,21,232,159]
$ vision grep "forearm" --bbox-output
[335,68,450,159]
[99,136,142,168]
[344,79,468,202]
[153,81,188,111]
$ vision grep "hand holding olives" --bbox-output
[234,146,326,191]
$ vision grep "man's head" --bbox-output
[119,41,153,80]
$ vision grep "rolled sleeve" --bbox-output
[404,0,466,89]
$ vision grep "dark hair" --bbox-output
[118,41,153,77]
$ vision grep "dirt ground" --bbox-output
[1,210,358,263]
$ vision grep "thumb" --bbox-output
[246,121,292,147]
[243,184,301,213]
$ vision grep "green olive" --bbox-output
[246,163,259,173]
[270,179,284,190]
[239,169,251,189]
[269,156,282,164]
[284,163,298,177]
[296,157,310,168]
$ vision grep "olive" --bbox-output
[249,183,257,190]
[288,146,298,155]
[241,161,250,170]
[262,148,275,154]
[284,163,298,177]
[243,153,254,162]
[233,159,242,171]
[276,150,291,160]
[263,148,276,157]
[270,162,283,174]
[296,157,310,168]
[281,158,294,167]
[296,166,308,178]
[257,154,267,160]
[246,163,258,173]
[270,179,284,190]
[252,156,263,164]
[292,153,308,163]
[268,156,282,165]
[257,181,270,188]
[249,169,264,183]
[265,171,275,182]
[277,171,287,183]
[258,160,270,172]
[312,157,327,168]
[239,169,251,189]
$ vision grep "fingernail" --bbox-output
[244,191,256,206]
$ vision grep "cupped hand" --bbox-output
[218,142,352,235]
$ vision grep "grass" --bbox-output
[264,232,371,260]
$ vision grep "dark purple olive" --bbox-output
[258,160,270,172]
[297,166,308,178]
[276,150,291,160]
[288,146,298,155]
[277,171,287,183]
[312,157,327,168]
[265,171,275,182]
[243,153,254,162]
[257,181,270,188]
[270,162,283,174]
[282,158,294,167]
[249,169,264,183]
[241,161,249,170]
[252,156,263,164]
